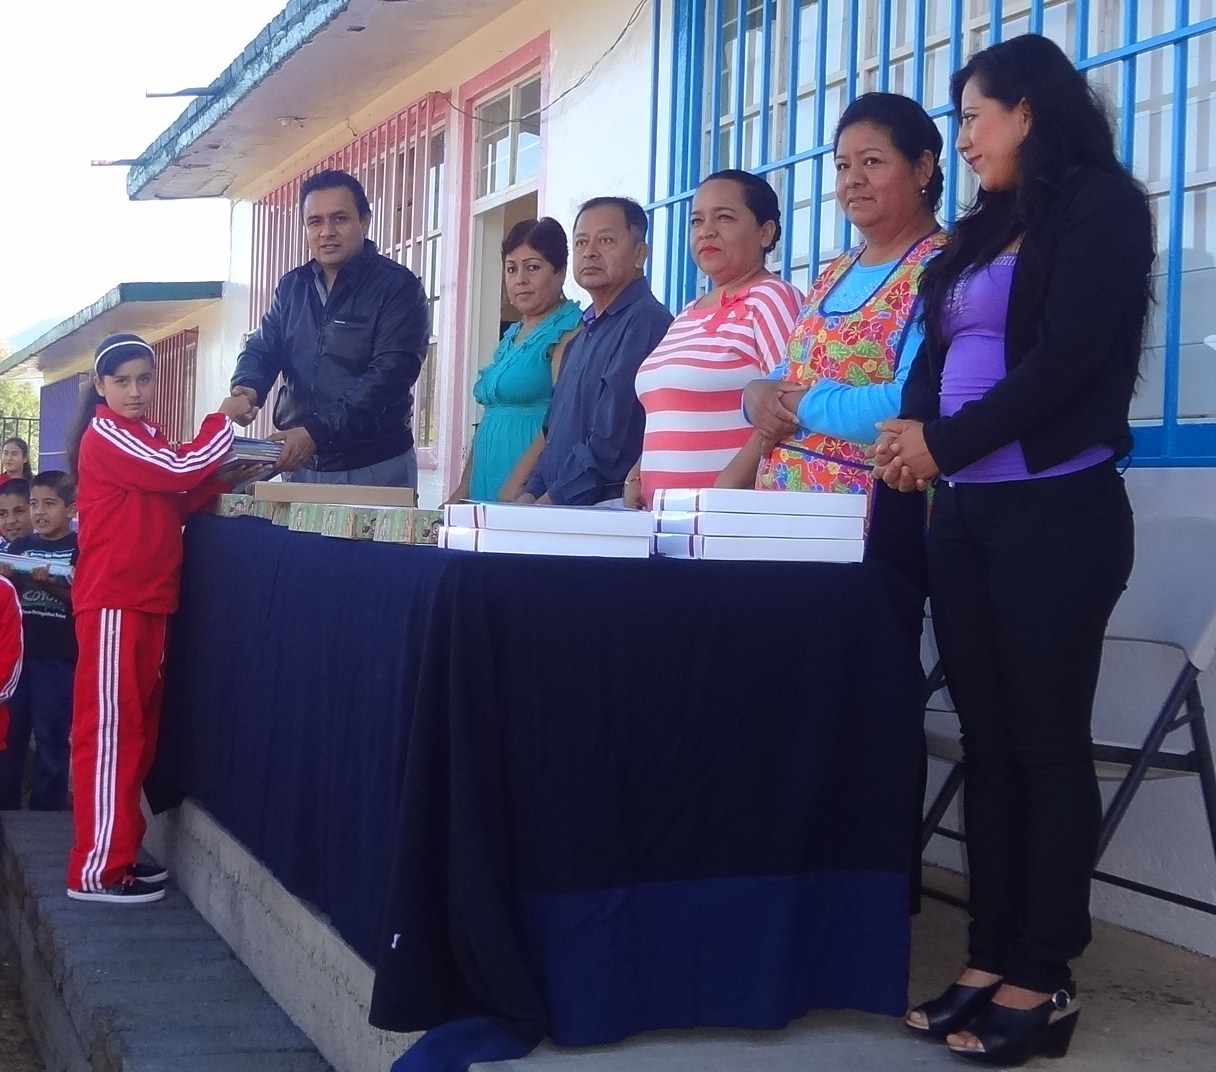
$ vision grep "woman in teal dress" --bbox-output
[450,217,582,502]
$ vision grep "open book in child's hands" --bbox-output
[0,552,73,582]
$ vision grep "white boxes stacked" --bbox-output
[441,502,654,558]
[652,488,866,563]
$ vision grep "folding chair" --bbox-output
[920,514,1216,915]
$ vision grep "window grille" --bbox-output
[146,327,198,445]
[655,0,1216,464]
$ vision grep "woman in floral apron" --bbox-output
[722,93,947,536]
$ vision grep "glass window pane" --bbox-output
[476,92,511,197]
[428,131,445,232]
[1178,186,1216,422]
[515,76,542,184]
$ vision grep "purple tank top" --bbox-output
[939,254,1112,482]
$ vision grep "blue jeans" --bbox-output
[285,449,417,489]
[0,658,74,811]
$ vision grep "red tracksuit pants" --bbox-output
[67,608,167,891]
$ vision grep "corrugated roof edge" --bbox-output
[126,0,351,202]
[1,282,225,377]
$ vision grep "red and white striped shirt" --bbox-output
[636,277,802,505]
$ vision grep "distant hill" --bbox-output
[4,315,64,351]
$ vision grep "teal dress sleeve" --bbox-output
[467,299,582,500]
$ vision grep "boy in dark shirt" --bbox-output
[0,471,78,809]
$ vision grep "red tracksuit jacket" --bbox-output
[0,576,22,747]
[73,406,234,616]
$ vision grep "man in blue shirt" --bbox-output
[518,197,672,505]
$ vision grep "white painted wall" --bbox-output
[189,200,254,428]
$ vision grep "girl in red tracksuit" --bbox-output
[64,332,254,904]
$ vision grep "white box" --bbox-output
[442,501,653,537]
[439,526,652,559]
[653,487,866,518]
[654,510,864,541]
[653,533,864,563]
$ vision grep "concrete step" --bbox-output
[0,811,333,1072]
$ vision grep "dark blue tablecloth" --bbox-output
[153,514,926,1070]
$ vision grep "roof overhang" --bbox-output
[1,282,224,382]
[128,0,523,202]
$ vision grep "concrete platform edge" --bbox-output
[144,800,411,1072]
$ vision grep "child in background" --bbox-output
[0,576,22,758]
[64,332,255,904]
[0,479,32,552]
[0,471,79,810]
[0,437,33,487]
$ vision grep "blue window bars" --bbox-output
[647,0,1216,466]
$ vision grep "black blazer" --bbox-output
[900,166,1154,476]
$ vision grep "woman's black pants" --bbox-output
[926,461,1133,993]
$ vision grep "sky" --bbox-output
[0,0,289,350]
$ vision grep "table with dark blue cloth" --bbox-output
[152,513,926,1068]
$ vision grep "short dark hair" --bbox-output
[299,169,371,219]
[700,169,783,253]
[502,217,570,273]
[0,479,29,502]
[835,93,945,211]
[32,470,75,507]
[575,196,649,242]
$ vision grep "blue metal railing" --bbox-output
[648,0,1216,466]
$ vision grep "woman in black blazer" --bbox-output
[876,35,1154,1066]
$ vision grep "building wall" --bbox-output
[190,203,256,434]
[37,376,83,471]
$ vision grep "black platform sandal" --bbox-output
[948,984,1080,1066]
[905,979,1002,1040]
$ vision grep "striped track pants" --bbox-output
[67,608,167,891]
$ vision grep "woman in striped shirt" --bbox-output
[625,170,803,507]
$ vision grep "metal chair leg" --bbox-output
[921,761,965,852]
[1095,666,1199,863]
[1185,684,1216,867]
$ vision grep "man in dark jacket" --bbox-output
[230,169,429,487]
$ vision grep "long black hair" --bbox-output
[919,33,1140,353]
[65,333,156,478]
[2,437,32,480]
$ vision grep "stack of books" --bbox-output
[215,483,423,535]
[217,437,283,485]
[440,502,653,558]
[287,503,444,543]
[652,488,866,563]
